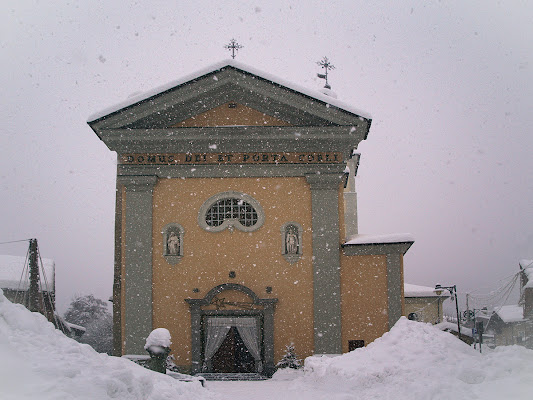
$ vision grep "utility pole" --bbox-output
[28,238,40,312]
[466,293,470,321]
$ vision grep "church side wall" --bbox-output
[150,176,315,369]
[340,254,389,352]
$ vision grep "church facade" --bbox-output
[88,61,413,375]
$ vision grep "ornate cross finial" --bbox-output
[316,56,335,89]
[224,38,243,59]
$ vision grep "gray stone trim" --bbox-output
[305,173,344,354]
[88,66,371,131]
[341,241,414,256]
[280,222,303,264]
[186,283,277,375]
[161,223,185,265]
[96,126,366,161]
[112,176,123,356]
[118,162,347,180]
[386,253,403,329]
[197,191,265,233]
[120,175,157,355]
[343,155,359,239]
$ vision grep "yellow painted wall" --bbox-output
[340,254,389,352]
[171,102,292,127]
[150,176,314,366]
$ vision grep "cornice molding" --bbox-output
[341,241,414,256]
[117,175,157,191]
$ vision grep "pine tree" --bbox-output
[276,343,302,369]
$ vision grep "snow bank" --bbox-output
[299,318,533,400]
[0,290,216,400]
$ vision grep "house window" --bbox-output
[198,191,265,232]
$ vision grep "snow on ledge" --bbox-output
[404,283,450,298]
[344,233,414,246]
[88,59,372,122]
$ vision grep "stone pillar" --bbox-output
[306,173,343,354]
[343,157,359,239]
[188,303,203,374]
[263,301,276,376]
[386,253,403,329]
[119,175,157,355]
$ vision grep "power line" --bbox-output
[0,238,33,245]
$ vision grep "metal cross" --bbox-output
[224,39,243,59]
[316,56,335,89]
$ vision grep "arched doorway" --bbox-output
[186,283,277,376]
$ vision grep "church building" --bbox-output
[88,60,413,376]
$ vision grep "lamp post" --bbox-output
[435,284,462,341]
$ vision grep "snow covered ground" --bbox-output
[0,289,214,400]
[1,288,532,400]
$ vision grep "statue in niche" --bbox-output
[167,231,180,255]
[285,227,299,254]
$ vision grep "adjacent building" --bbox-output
[404,283,449,324]
[485,259,533,349]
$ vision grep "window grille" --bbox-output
[198,191,264,233]
[206,198,258,227]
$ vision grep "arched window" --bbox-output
[198,191,264,232]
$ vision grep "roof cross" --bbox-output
[316,56,335,89]
[224,39,243,59]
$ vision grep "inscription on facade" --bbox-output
[119,152,343,165]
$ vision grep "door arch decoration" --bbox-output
[186,283,277,376]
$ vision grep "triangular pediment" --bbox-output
[88,61,372,156]
[88,61,371,131]
[170,102,292,128]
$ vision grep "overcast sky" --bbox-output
[2,1,532,313]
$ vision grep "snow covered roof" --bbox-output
[0,255,55,292]
[88,59,372,123]
[519,259,533,288]
[494,305,524,323]
[404,283,450,298]
[434,321,474,337]
[345,233,415,245]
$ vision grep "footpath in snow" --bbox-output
[1,288,532,400]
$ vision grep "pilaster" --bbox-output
[306,172,344,354]
[118,175,157,355]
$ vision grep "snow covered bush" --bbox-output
[276,343,302,369]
